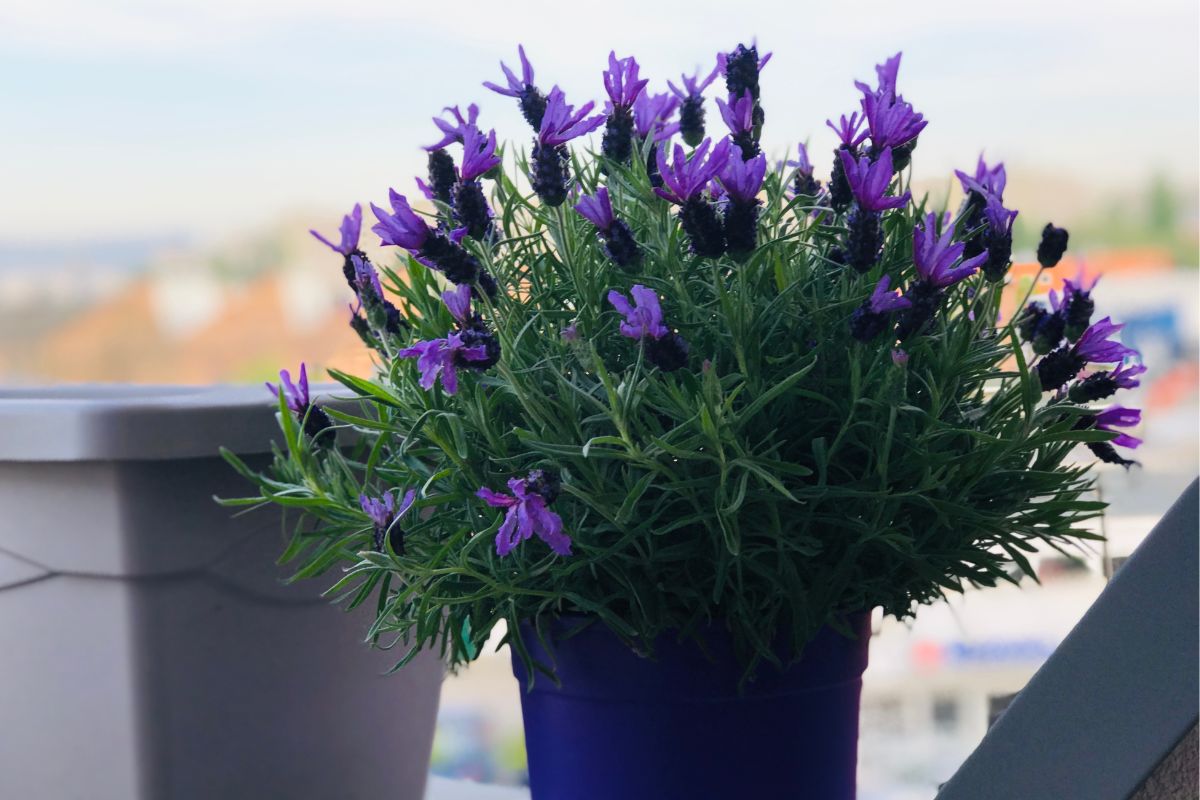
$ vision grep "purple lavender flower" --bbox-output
[530,87,606,207]
[979,193,1018,282]
[451,127,500,241]
[716,91,758,158]
[956,155,1008,201]
[787,142,821,198]
[655,138,731,258]
[608,285,689,371]
[561,324,579,342]
[826,113,868,212]
[360,489,417,552]
[838,148,911,212]
[654,138,732,205]
[894,213,987,339]
[717,150,766,205]
[538,87,606,147]
[860,89,927,155]
[912,211,988,289]
[827,112,870,150]
[443,283,473,325]
[1061,270,1098,341]
[718,151,767,255]
[371,190,432,250]
[1017,300,1067,355]
[397,332,491,395]
[311,204,363,257]
[577,189,643,271]
[836,148,911,272]
[424,149,458,207]
[600,52,648,164]
[1073,317,1138,364]
[668,63,720,147]
[854,52,926,167]
[850,275,912,342]
[371,190,485,288]
[1068,361,1147,403]
[478,472,570,557]
[720,43,771,103]
[1036,317,1138,391]
[632,91,681,142]
[425,104,481,152]
[1038,223,1070,268]
[265,363,334,445]
[602,51,648,108]
[484,45,546,129]
[575,188,615,230]
[459,126,501,183]
[855,52,903,101]
[1079,405,1143,467]
[608,285,669,340]
[1094,406,1142,448]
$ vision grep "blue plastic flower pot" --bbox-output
[512,612,871,800]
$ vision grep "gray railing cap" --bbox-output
[0,383,347,461]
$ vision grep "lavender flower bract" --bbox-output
[360,489,417,553]
[576,188,642,271]
[717,91,759,158]
[668,63,720,147]
[265,363,334,445]
[608,285,689,371]
[655,138,731,258]
[850,276,912,342]
[310,204,363,257]
[600,52,648,164]
[1035,317,1138,391]
[531,88,605,207]
[484,45,546,129]
[717,150,767,255]
[478,471,570,557]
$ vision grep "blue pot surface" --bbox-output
[512,613,871,800]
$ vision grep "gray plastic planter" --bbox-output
[0,385,442,800]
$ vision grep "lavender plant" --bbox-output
[226,44,1145,678]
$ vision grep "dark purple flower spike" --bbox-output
[717,150,767,255]
[371,190,490,292]
[1060,270,1098,341]
[836,147,911,272]
[575,188,642,271]
[720,43,770,135]
[478,470,570,557]
[668,62,720,147]
[1068,361,1146,403]
[856,52,926,169]
[826,112,869,212]
[716,91,758,159]
[531,87,605,207]
[978,193,1017,282]
[787,142,821,198]
[484,45,546,129]
[265,363,334,445]
[1079,406,1143,467]
[655,138,731,258]
[895,212,988,340]
[360,489,417,553]
[850,275,912,342]
[1036,317,1139,391]
[600,52,648,164]
[451,127,501,242]
[1037,223,1069,268]
[608,284,689,371]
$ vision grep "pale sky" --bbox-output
[1,0,1196,242]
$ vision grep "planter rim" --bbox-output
[0,382,345,462]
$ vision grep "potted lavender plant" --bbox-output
[226,42,1145,799]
